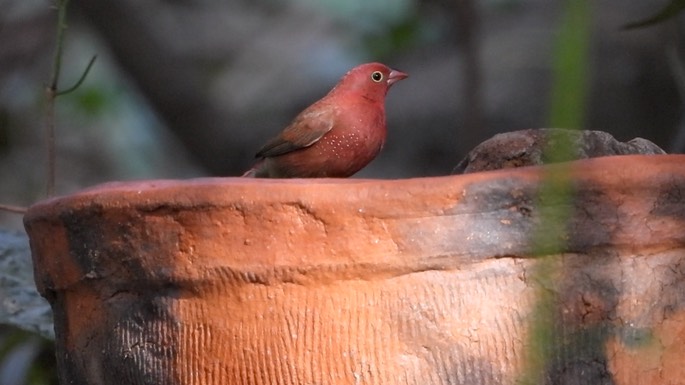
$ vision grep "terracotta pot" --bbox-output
[24,155,685,385]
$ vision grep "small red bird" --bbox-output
[242,62,408,178]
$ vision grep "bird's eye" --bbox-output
[371,71,383,82]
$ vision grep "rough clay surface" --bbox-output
[453,128,666,174]
[23,154,685,385]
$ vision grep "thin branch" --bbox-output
[0,204,28,214]
[623,0,685,30]
[0,0,94,211]
[45,87,56,197]
[43,0,96,197]
[45,0,71,197]
[48,0,70,93]
[56,55,97,96]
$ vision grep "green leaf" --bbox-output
[623,0,685,29]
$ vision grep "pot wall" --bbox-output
[24,155,685,385]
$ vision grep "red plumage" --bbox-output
[242,62,408,178]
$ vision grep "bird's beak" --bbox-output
[387,69,408,87]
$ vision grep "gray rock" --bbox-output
[0,230,53,339]
[454,129,666,174]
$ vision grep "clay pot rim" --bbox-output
[22,154,685,292]
[23,154,683,222]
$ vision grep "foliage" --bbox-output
[624,0,685,29]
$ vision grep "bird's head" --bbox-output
[331,62,408,101]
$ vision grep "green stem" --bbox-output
[548,0,591,131]
[518,0,591,383]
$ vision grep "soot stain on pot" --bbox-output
[564,184,620,254]
[651,176,685,222]
[462,179,538,257]
[451,176,537,216]
[104,293,179,385]
[59,205,178,290]
[59,205,108,278]
[393,173,653,261]
[394,176,540,260]
[56,205,182,384]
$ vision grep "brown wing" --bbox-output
[256,107,335,158]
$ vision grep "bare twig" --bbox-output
[48,0,70,188]
[0,0,95,214]
[43,0,96,197]
[45,0,71,197]
[623,0,685,30]
[0,204,28,214]
[57,55,97,97]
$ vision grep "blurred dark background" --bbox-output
[1,0,684,229]
[1,0,684,383]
